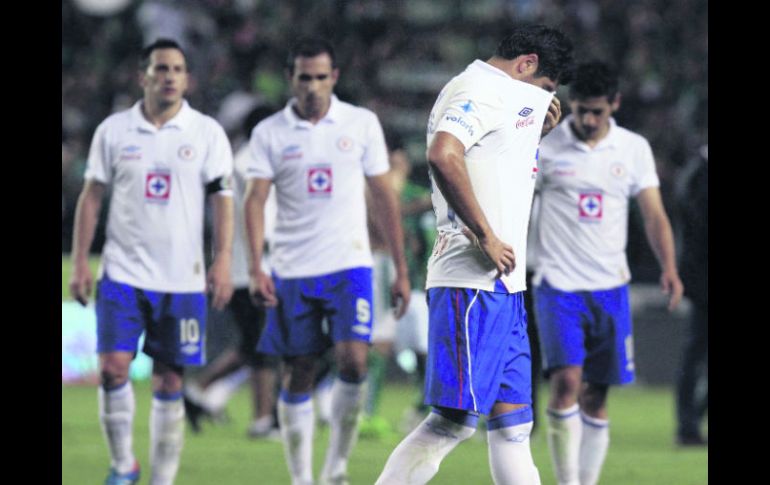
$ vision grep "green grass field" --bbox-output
[62,381,707,484]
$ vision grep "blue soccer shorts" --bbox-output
[424,287,532,415]
[257,267,373,357]
[534,278,635,385]
[95,272,207,367]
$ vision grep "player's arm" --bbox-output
[207,185,235,310]
[69,180,106,306]
[636,186,684,311]
[427,131,515,277]
[243,177,277,307]
[366,174,411,318]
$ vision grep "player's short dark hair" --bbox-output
[568,60,620,102]
[496,24,574,85]
[140,38,187,71]
[286,37,337,75]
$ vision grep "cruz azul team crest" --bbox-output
[307,165,333,197]
[578,192,603,221]
[146,170,171,203]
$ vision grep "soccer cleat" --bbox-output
[104,461,140,485]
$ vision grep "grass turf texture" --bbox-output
[62,381,707,484]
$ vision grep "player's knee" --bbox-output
[431,407,478,441]
[579,384,608,415]
[284,357,317,392]
[151,362,184,394]
[551,368,582,402]
[99,361,130,389]
[336,353,367,383]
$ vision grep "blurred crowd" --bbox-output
[62,0,708,280]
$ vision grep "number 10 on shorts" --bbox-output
[180,318,200,344]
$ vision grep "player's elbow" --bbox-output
[427,146,458,178]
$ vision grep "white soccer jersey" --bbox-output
[245,95,389,278]
[425,60,554,293]
[85,100,233,293]
[231,143,276,287]
[532,115,660,291]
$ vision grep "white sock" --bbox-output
[486,407,541,485]
[98,382,136,474]
[320,378,366,481]
[375,410,477,485]
[578,413,609,485]
[546,404,582,485]
[315,374,334,425]
[150,393,185,485]
[202,367,250,413]
[278,392,315,485]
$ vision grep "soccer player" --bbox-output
[531,61,684,485]
[243,37,410,485]
[68,38,234,485]
[376,24,574,485]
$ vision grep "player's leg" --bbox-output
[184,348,247,431]
[487,403,540,485]
[258,273,327,485]
[375,406,478,485]
[95,274,144,483]
[577,285,634,485]
[545,366,583,485]
[149,361,185,485]
[534,281,589,485]
[485,292,540,485]
[145,289,207,485]
[314,348,335,426]
[576,383,610,485]
[378,287,502,485]
[99,352,141,483]
[319,340,368,484]
[279,355,320,485]
[675,303,708,445]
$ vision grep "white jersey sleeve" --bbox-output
[84,121,112,184]
[431,86,502,151]
[246,123,275,179]
[362,112,390,176]
[629,137,659,196]
[202,120,234,186]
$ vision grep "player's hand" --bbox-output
[660,269,684,312]
[390,274,411,320]
[69,260,93,307]
[249,270,278,307]
[541,96,562,138]
[462,227,515,278]
[207,257,234,310]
